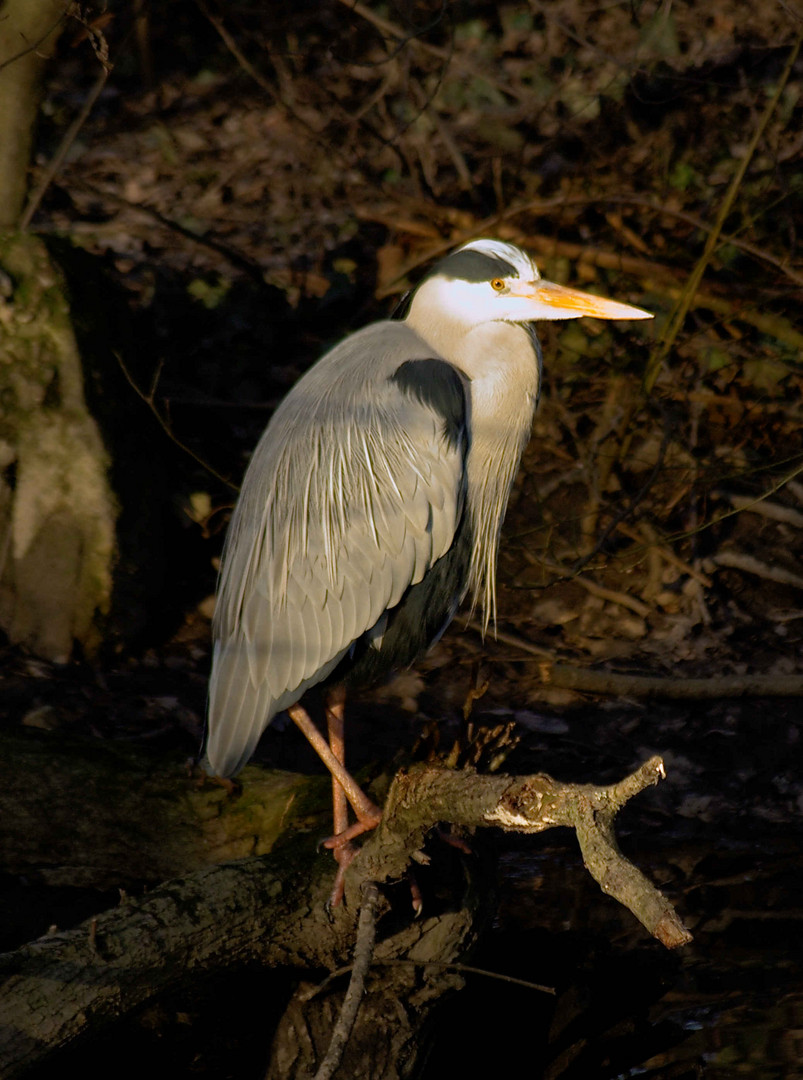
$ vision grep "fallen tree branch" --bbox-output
[539,662,803,701]
[0,852,345,1079]
[715,492,803,529]
[472,623,803,699]
[358,758,689,949]
[713,549,803,590]
[0,758,686,1076]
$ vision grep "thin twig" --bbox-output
[519,549,652,619]
[467,618,553,659]
[307,958,555,998]
[387,959,555,995]
[313,882,380,1080]
[70,179,269,287]
[19,9,113,231]
[490,193,803,289]
[665,455,803,545]
[115,351,238,491]
[337,0,525,102]
[195,0,275,99]
[715,492,803,529]
[614,520,713,588]
[20,68,109,230]
[0,4,68,75]
[194,0,347,160]
[596,194,803,289]
[567,572,651,618]
[643,33,803,393]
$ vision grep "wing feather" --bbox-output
[318,582,336,668]
[205,322,469,777]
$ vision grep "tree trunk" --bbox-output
[0,4,127,662]
[0,0,66,228]
[0,233,119,661]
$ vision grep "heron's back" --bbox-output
[205,321,471,777]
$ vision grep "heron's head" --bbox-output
[406,238,652,335]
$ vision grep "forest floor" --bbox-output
[3,2,803,1077]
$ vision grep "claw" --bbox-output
[410,875,423,917]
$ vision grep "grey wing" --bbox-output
[205,328,469,777]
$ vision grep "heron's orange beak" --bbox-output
[523,280,652,321]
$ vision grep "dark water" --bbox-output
[419,841,803,1079]
[419,693,803,1080]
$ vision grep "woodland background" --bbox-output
[1,1,802,1077]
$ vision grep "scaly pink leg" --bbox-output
[324,687,356,906]
[288,695,382,905]
[287,700,381,827]
[324,685,350,843]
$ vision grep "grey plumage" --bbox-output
[208,321,469,775]
[205,239,651,779]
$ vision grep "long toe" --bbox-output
[322,807,382,849]
[326,840,359,908]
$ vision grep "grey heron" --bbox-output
[204,238,651,891]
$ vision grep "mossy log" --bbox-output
[0,728,326,887]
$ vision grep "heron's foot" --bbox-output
[322,804,383,849]
[436,826,473,855]
[322,808,382,908]
[325,839,360,909]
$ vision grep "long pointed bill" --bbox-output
[525,280,653,321]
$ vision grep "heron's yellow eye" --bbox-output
[490,278,506,292]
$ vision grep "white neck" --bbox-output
[405,299,540,627]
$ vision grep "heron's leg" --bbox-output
[323,687,358,907]
[324,685,350,842]
[287,702,382,832]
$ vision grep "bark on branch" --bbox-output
[357,756,689,948]
[0,754,688,1076]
